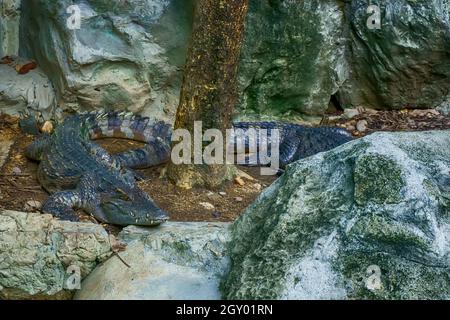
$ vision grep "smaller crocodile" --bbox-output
[22,112,172,226]
[231,122,353,169]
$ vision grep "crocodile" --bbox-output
[23,112,172,226]
[22,112,352,226]
[231,121,353,168]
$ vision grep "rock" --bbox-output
[437,98,450,116]
[234,197,243,203]
[75,222,231,300]
[15,0,450,120]
[0,210,112,299]
[238,0,347,119]
[218,192,227,197]
[234,177,245,186]
[0,139,13,168]
[23,200,42,212]
[212,211,222,219]
[20,0,193,120]
[236,170,256,182]
[199,202,215,211]
[339,0,450,110]
[0,0,21,57]
[11,167,21,175]
[223,130,450,299]
[40,121,54,134]
[0,62,56,116]
[343,109,360,119]
[252,183,262,191]
[356,120,368,133]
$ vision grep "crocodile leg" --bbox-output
[25,134,51,161]
[76,172,110,222]
[42,190,81,222]
[43,173,108,223]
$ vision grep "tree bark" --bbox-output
[167,0,249,189]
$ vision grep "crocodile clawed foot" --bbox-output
[43,205,81,222]
[42,191,81,222]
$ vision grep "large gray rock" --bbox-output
[339,0,450,110]
[223,130,450,299]
[75,222,230,300]
[237,0,347,120]
[16,0,450,119]
[0,210,113,299]
[0,137,13,169]
[0,0,21,57]
[0,63,56,115]
[20,0,193,121]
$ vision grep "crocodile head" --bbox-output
[99,182,168,227]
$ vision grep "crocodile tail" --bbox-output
[86,112,172,144]
[82,112,172,169]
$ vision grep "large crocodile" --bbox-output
[23,112,172,226]
[22,112,352,226]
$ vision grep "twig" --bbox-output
[114,252,131,268]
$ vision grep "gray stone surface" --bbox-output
[0,0,21,57]
[75,222,230,300]
[16,0,450,120]
[339,0,450,110]
[0,63,56,115]
[20,0,193,121]
[0,210,113,299]
[237,0,347,121]
[223,130,450,300]
[0,138,13,169]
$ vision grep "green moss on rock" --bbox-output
[222,131,450,300]
[354,154,405,205]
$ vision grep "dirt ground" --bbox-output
[1,109,449,232]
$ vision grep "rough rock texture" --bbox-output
[0,0,21,57]
[20,0,193,121]
[339,0,450,110]
[0,210,113,299]
[438,96,450,115]
[223,130,450,300]
[0,63,56,115]
[0,137,13,168]
[237,0,347,120]
[75,222,230,300]
[16,0,450,120]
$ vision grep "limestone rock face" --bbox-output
[340,0,450,110]
[15,0,450,119]
[0,63,56,115]
[237,0,347,120]
[0,210,112,299]
[222,130,450,300]
[20,0,193,121]
[0,0,21,57]
[75,222,231,300]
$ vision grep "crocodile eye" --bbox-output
[116,189,131,201]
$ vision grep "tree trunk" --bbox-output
[167,0,249,189]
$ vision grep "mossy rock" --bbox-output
[222,130,450,300]
[354,154,405,205]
